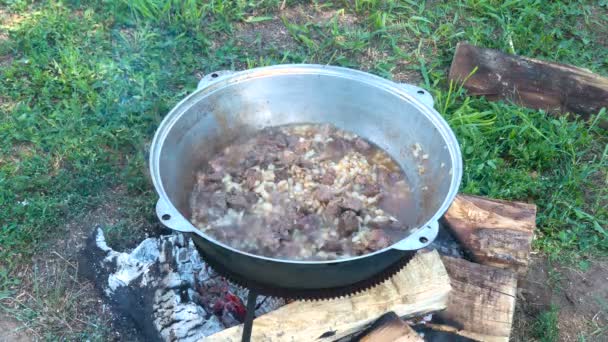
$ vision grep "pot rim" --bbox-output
[150,64,462,265]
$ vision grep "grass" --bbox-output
[1,256,111,340]
[0,0,607,339]
[532,306,560,342]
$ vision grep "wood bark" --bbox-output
[449,42,608,129]
[205,251,451,342]
[356,256,519,342]
[443,194,536,276]
[431,256,518,342]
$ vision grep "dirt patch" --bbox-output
[1,255,110,340]
[513,255,608,341]
[0,9,27,29]
[555,258,608,341]
[234,18,298,52]
[0,27,14,68]
[0,187,160,340]
[0,314,30,342]
[233,4,359,53]
[231,3,423,85]
[280,3,359,27]
[512,256,554,340]
[392,67,423,85]
[587,6,608,48]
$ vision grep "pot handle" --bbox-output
[391,220,439,251]
[156,198,197,233]
[399,84,435,108]
[197,70,235,90]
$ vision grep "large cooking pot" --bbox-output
[150,64,462,296]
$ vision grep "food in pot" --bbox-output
[189,124,417,260]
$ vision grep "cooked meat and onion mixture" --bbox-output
[190,124,417,260]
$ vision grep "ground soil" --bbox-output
[231,3,422,84]
[513,255,608,341]
[0,187,159,341]
[0,314,30,342]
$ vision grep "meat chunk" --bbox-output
[338,210,359,237]
[209,156,227,173]
[366,229,391,250]
[313,185,334,203]
[362,183,380,197]
[377,168,401,187]
[194,174,222,192]
[286,135,300,148]
[297,158,315,169]
[245,132,290,166]
[241,153,260,169]
[322,138,350,161]
[354,138,370,151]
[354,229,391,255]
[257,230,282,252]
[355,175,380,197]
[319,169,336,185]
[277,150,297,166]
[324,199,342,219]
[340,196,363,212]
[208,192,228,212]
[273,167,289,181]
[205,171,225,182]
[294,140,312,154]
[257,131,288,151]
[243,169,262,189]
[273,132,289,148]
[295,214,322,232]
[369,218,401,231]
[193,191,228,222]
[226,193,250,210]
[321,240,342,252]
[268,218,292,240]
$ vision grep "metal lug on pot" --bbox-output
[391,220,439,251]
[197,70,234,90]
[156,199,197,233]
[399,84,435,108]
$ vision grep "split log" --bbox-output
[205,250,451,342]
[443,194,536,276]
[449,42,608,129]
[353,256,519,342]
[430,256,518,342]
[355,312,422,342]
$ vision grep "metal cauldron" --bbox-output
[150,64,462,295]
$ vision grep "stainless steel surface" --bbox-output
[197,70,234,90]
[399,83,434,108]
[149,64,462,292]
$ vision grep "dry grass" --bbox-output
[1,254,109,340]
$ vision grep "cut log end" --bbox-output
[443,194,536,276]
[435,256,517,342]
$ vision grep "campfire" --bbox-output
[79,65,539,342]
[83,194,536,341]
